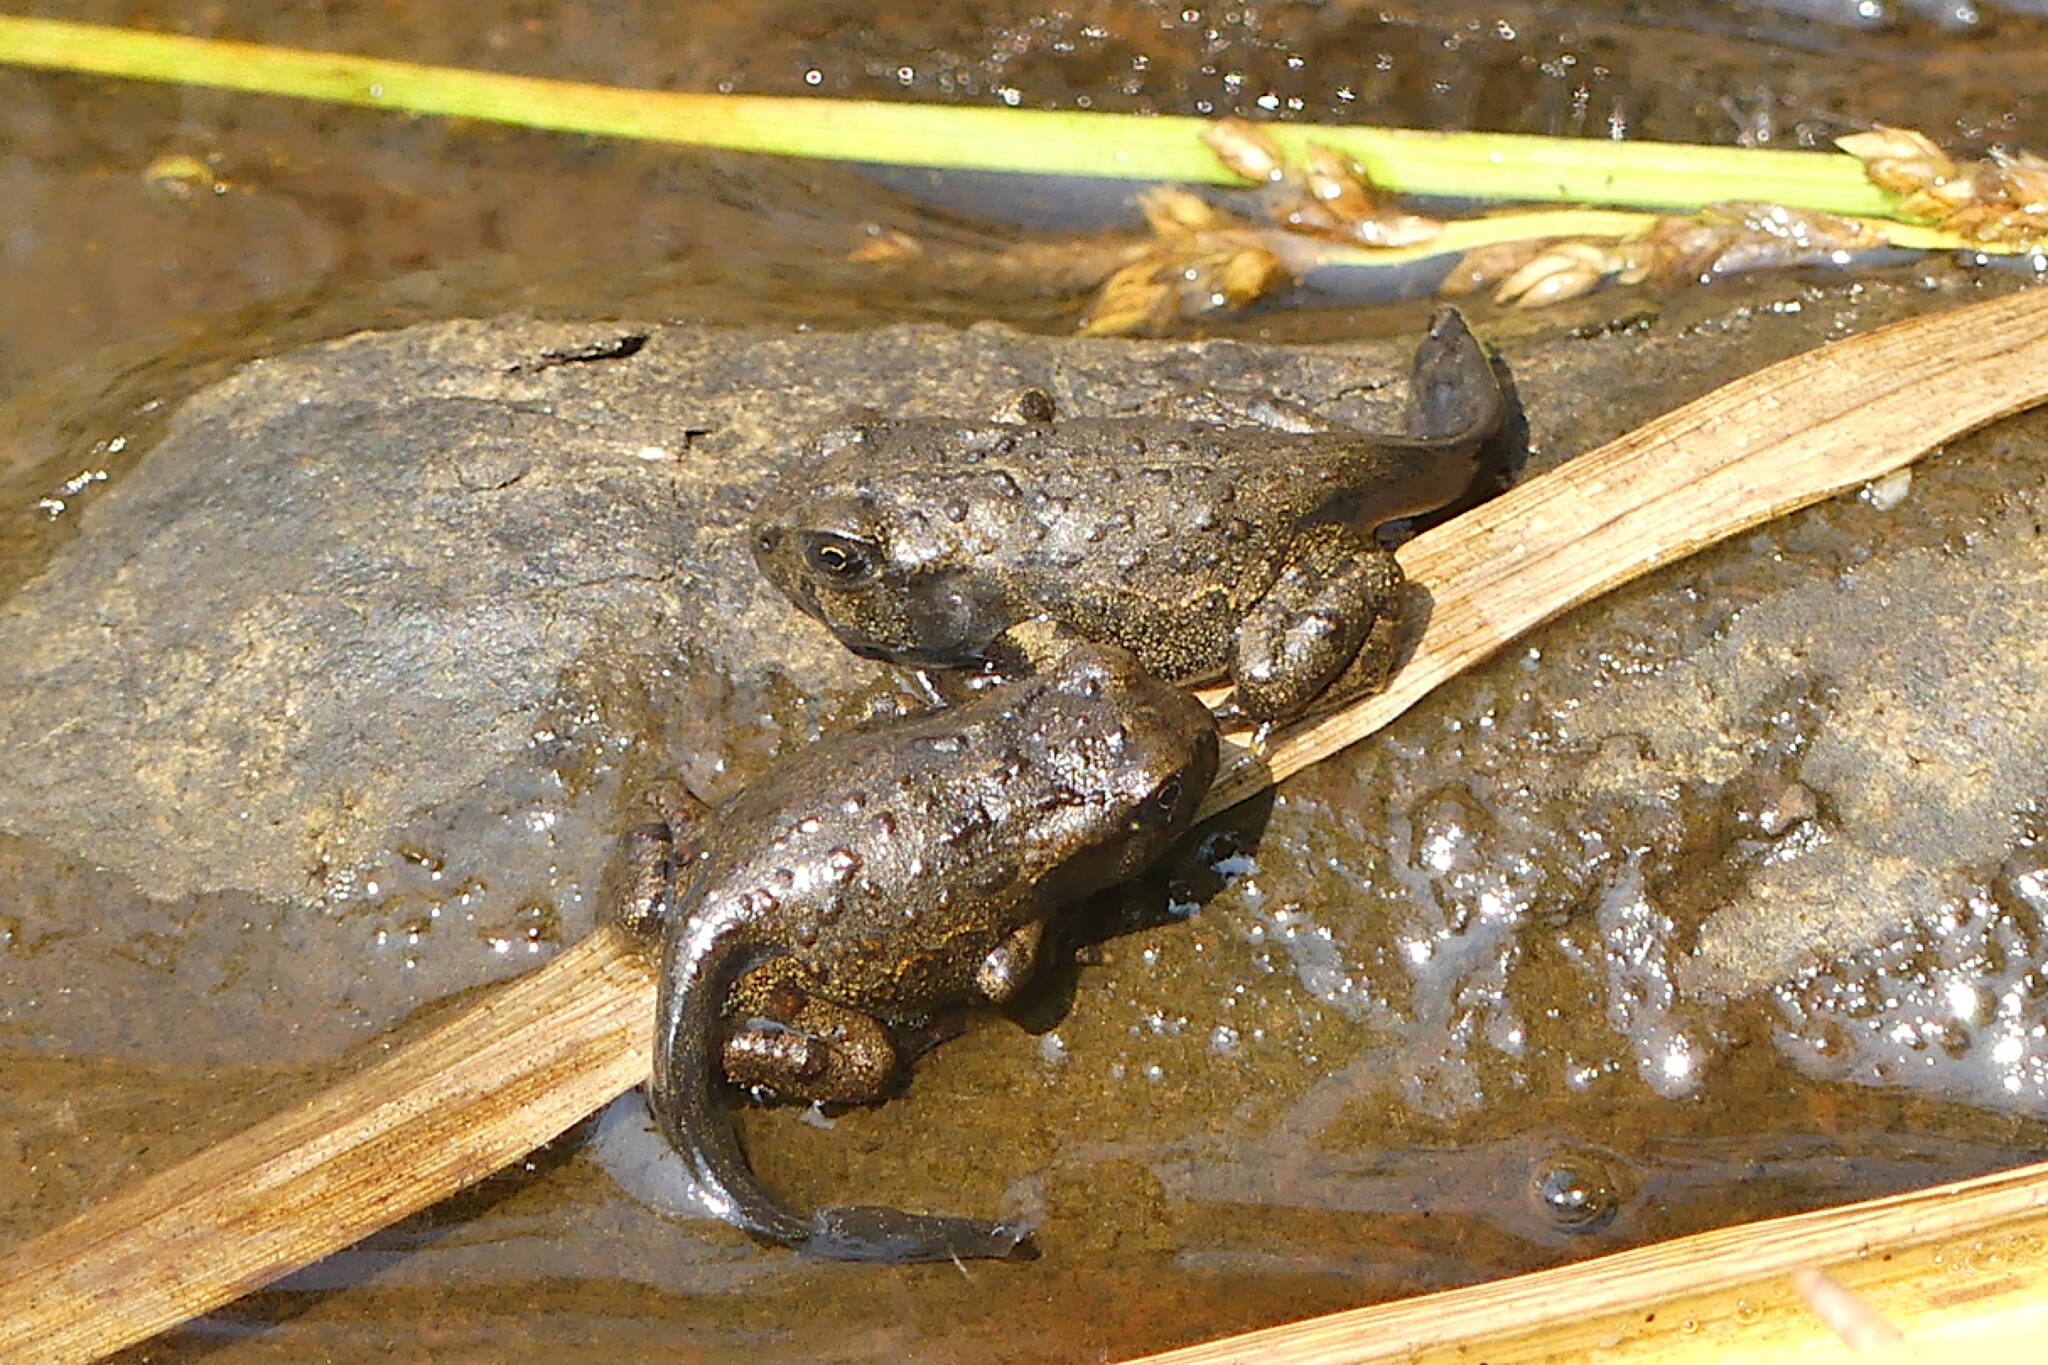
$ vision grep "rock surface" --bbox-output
[0,311,1512,1054]
[6,270,2048,1357]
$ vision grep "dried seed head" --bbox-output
[1611,239,1663,286]
[1218,243,1286,303]
[1499,262,1605,308]
[1494,241,1620,307]
[846,229,925,264]
[1169,246,1286,319]
[1203,118,1289,185]
[1701,202,1885,250]
[1835,125,1951,166]
[1836,122,2048,245]
[1838,124,1959,196]
[1993,148,2048,214]
[1301,143,1378,217]
[1138,185,1227,236]
[1080,258,1180,336]
[1269,196,1346,238]
[1343,213,1445,249]
[1441,239,1553,295]
[1077,228,1292,336]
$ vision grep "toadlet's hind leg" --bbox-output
[1230,522,1403,723]
[724,957,902,1105]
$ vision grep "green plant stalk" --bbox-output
[0,14,1909,218]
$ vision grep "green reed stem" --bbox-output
[0,14,1913,220]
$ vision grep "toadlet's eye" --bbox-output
[1129,772,1189,831]
[802,531,879,583]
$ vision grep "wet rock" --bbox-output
[1038,272,2048,1207]
[0,314,1502,922]
[654,279,2048,1313]
[3,274,2040,1043]
[0,311,1506,1058]
[7,272,2048,1341]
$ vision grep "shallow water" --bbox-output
[5,2,2048,1361]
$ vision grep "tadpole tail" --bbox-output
[650,920,813,1246]
[649,915,1037,1264]
[1408,307,1507,449]
[805,1205,1038,1263]
[1339,306,1512,528]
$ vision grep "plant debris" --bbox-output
[1838,124,2048,245]
[846,118,2045,335]
[1202,118,1445,250]
[1446,202,1889,308]
[1077,187,1289,336]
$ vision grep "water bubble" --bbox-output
[1527,1146,1627,1233]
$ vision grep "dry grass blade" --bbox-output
[1123,1149,2048,1365]
[5,286,2048,1364]
[1205,284,2048,812]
